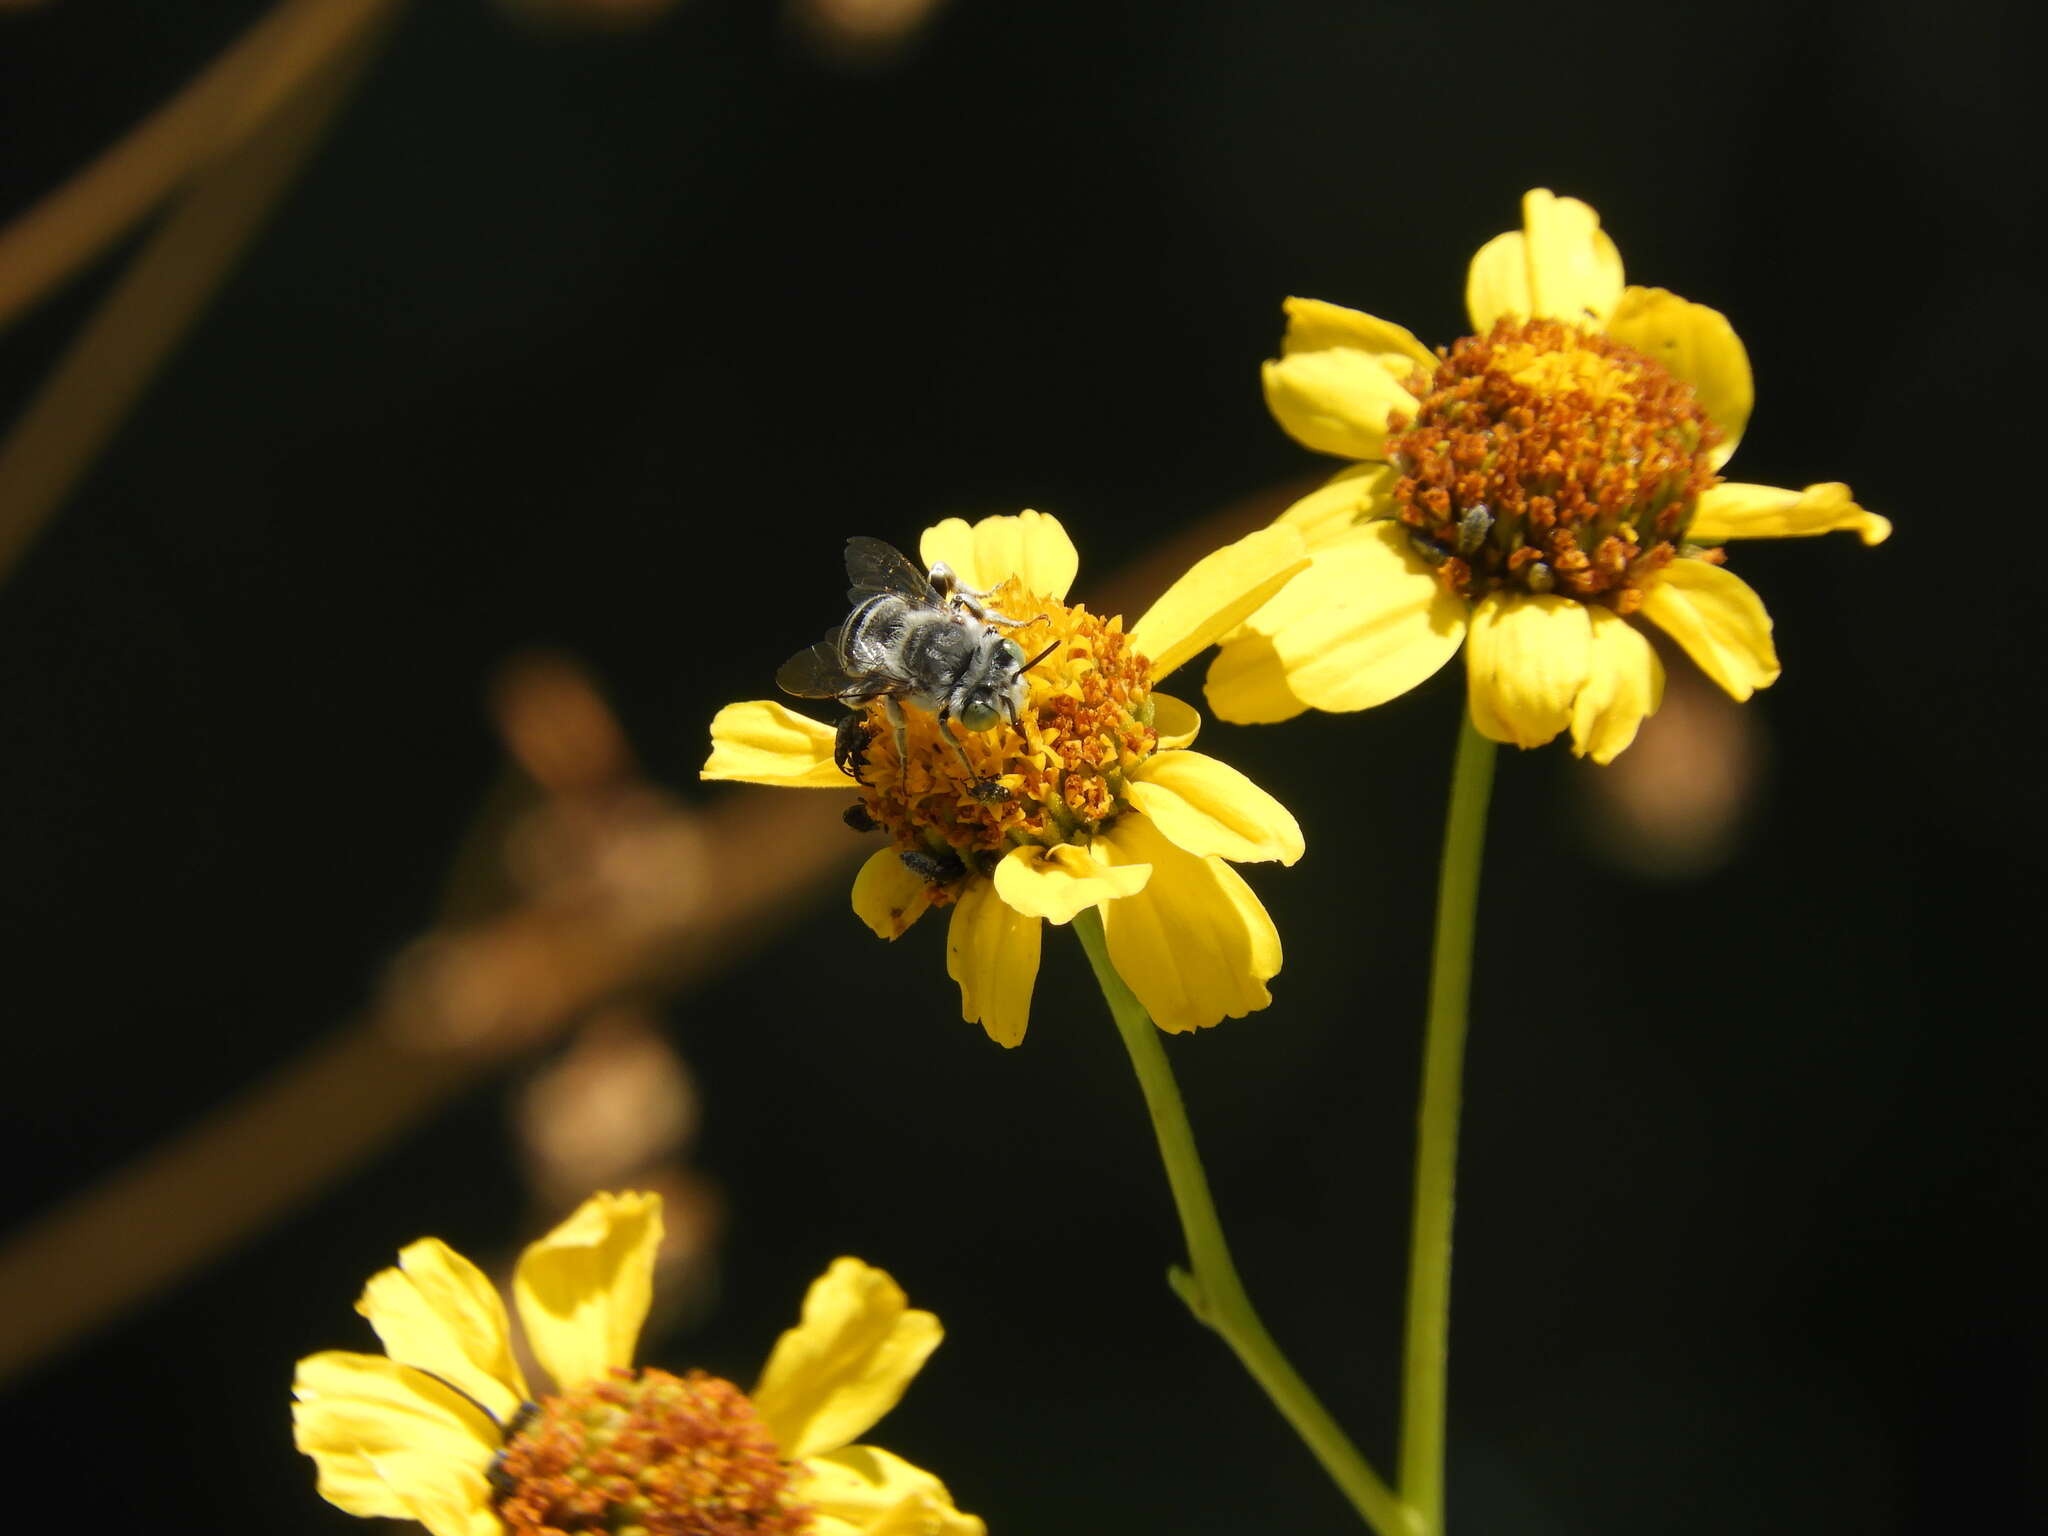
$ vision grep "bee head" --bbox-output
[955,636,1040,734]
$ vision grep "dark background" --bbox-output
[1,1,2041,1531]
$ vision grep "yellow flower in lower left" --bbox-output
[292,1191,983,1536]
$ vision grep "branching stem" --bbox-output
[1074,908,1410,1536]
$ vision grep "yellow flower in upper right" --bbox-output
[1206,188,1891,762]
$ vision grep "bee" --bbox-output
[487,1400,541,1503]
[1456,501,1494,556]
[900,847,968,885]
[777,537,1056,793]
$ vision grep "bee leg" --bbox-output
[928,562,984,619]
[981,606,1019,626]
[933,711,977,774]
[937,712,1012,803]
[929,560,1042,631]
[982,605,1046,631]
[932,561,1031,626]
[883,696,911,772]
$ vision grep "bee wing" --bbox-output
[844,537,938,606]
[776,632,866,698]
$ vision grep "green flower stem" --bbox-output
[1397,709,1497,1536]
[1072,906,1409,1536]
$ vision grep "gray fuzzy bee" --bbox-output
[777,538,1055,791]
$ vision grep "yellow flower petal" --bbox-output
[1689,481,1891,546]
[795,1445,983,1536]
[1465,231,1526,332]
[752,1259,943,1462]
[1203,520,1465,723]
[1149,690,1200,749]
[354,1238,528,1424]
[1273,462,1399,551]
[859,1498,988,1536]
[291,1351,501,1536]
[1569,608,1666,764]
[1637,558,1781,701]
[1125,751,1304,865]
[1604,286,1752,468]
[1466,188,1624,330]
[1200,643,1310,724]
[1279,295,1438,372]
[852,848,932,939]
[1095,814,1281,1034]
[944,878,1041,1047]
[1262,347,1419,462]
[1128,525,1309,682]
[918,509,1078,600]
[512,1190,662,1394]
[991,842,1150,925]
[1465,592,1593,749]
[1262,295,1430,463]
[704,700,849,787]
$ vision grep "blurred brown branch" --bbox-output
[0,507,1273,1385]
[0,0,400,334]
[0,653,847,1380]
[0,3,401,591]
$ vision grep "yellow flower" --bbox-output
[703,511,1309,1044]
[292,1191,982,1536]
[1209,188,1890,762]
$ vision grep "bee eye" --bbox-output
[958,700,1001,732]
[999,638,1027,667]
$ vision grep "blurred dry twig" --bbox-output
[0,0,406,589]
[0,653,847,1380]
[0,0,400,333]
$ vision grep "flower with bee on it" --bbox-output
[704,511,1310,1046]
[1206,188,1890,762]
[291,1191,981,1536]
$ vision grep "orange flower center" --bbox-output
[843,578,1156,902]
[1386,316,1723,614]
[491,1367,811,1536]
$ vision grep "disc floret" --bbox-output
[1388,316,1723,615]
[848,577,1157,900]
[493,1367,811,1536]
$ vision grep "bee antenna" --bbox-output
[1019,639,1060,674]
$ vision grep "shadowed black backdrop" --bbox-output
[1,1,2041,1531]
